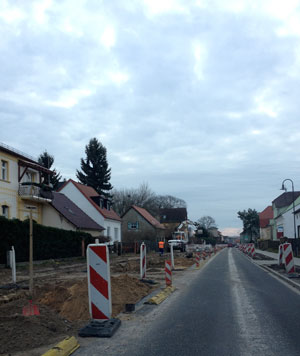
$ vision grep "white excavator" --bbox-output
[167,220,194,252]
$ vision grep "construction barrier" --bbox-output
[195,252,200,268]
[87,244,112,320]
[278,244,284,266]
[165,260,172,286]
[283,243,295,274]
[140,242,146,279]
[250,243,255,259]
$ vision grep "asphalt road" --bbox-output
[76,248,300,356]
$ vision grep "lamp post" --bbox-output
[281,179,298,256]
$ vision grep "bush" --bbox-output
[0,216,93,264]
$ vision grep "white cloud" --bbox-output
[45,88,92,108]
[193,41,207,80]
[143,0,188,16]
[101,26,116,49]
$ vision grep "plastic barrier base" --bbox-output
[78,318,121,338]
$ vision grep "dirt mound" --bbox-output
[39,275,154,320]
[0,299,75,355]
[0,274,154,355]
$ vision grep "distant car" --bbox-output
[167,240,186,252]
[227,243,234,247]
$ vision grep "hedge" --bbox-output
[0,216,94,264]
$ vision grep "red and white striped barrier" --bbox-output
[247,244,252,256]
[195,252,201,268]
[278,244,284,266]
[140,242,146,279]
[283,243,295,274]
[165,260,172,286]
[87,244,112,320]
[250,244,255,259]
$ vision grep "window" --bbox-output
[1,205,9,218]
[114,228,118,241]
[107,226,111,237]
[25,171,35,183]
[128,222,139,230]
[1,160,8,181]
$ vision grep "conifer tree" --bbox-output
[38,151,62,189]
[76,138,113,197]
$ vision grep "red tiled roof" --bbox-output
[131,205,165,229]
[259,206,273,228]
[59,179,121,222]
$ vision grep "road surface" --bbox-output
[76,248,300,356]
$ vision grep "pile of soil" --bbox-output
[0,299,76,355]
[0,274,155,355]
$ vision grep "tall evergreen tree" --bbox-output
[38,151,62,189]
[76,138,113,197]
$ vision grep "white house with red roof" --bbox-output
[58,179,121,243]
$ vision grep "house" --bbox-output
[278,195,300,239]
[159,208,187,239]
[58,179,121,243]
[121,205,165,242]
[0,142,53,223]
[259,206,273,240]
[42,192,105,237]
[271,192,300,240]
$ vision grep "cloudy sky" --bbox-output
[1,0,300,236]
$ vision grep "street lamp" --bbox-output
[280,179,297,242]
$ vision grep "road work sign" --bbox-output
[87,244,112,320]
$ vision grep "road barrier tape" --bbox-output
[283,243,295,274]
[42,336,80,356]
[87,244,112,320]
[165,260,172,286]
[146,286,176,305]
[140,242,146,279]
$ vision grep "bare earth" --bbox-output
[0,252,194,356]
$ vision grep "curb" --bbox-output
[145,286,176,305]
[41,336,80,356]
[238,249,300,292]
[257,264,300,292]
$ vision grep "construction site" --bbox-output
[0,249,197,356]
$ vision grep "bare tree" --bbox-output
[196,216,217,230]
[112,183,186,218]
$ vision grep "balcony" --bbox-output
[18,183,53,203]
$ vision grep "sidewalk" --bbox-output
[256,249,300,267]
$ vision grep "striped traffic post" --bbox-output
[140,242,146,279]
[195,252,201,268]
[87,244,112,320]
[165,260,172,286]
[250,243,255,259]
[283,243,295,274]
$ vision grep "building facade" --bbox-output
[0,143,53,223]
